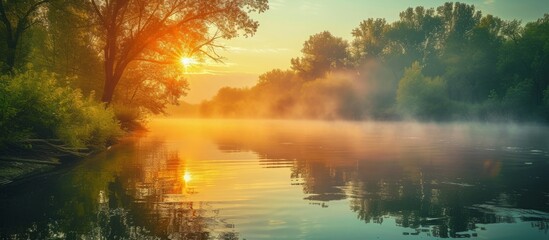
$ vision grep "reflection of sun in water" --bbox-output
[183,171,192,183]
[180,57,196,68]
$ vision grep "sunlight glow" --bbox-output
[180,57,196,67]
[183,171,192,183]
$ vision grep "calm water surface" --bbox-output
[1,119,548,239]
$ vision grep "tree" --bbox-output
[501,79,535,118]
[439,13,504,103]
[291,31,349,80]
[385,6,443,75]
[28,0,104,94]
[115,60,189,115]
[253,69,301,117]
[436,3,485,102]
[515,14,549,104]
[255,69,300,90]
[396,62,451,120]
[89,0,269,104]
[351,18,387,62]
[0,0,49,73]
[437,2,481,43]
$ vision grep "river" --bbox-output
[1,119,548,239]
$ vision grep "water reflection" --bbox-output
[0,138,240,239]
[0,119,548,239]
[204,120,549,238]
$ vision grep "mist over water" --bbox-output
[197,66,401,120]
[1,119,548,239]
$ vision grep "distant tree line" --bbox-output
[201,2,549,122]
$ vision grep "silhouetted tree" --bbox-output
[291,31,349,80]
[351,18,388,62]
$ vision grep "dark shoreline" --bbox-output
[0,150,91,189]
[0,159,80,191]
[0,128,146,189]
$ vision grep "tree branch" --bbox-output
[21,0,49,21]
[134,58,175,65]
[91,0,105,25]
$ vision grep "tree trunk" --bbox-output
[101,63,125,105]
[101,79,115,104]
[1,31,17,73]
[101,39,115,104]
[4,40,17,73]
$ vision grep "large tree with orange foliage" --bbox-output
[90,0,269,104]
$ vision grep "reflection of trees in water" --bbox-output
[324,163,546,238]
[93,141,240,240]
[0,140,239,239]
[92,175,156,239]
[213,125,549,238]
[94,174,236,240]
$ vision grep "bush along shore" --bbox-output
[0,70,122,186]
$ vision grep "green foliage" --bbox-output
[474,90,503,120]
[351,18,388,61]
[0,70,121,149]
[502,80,535,114]
[0,0,50,73]
[543,87,549,120]
[3,1,547,124]
[29,0,104,95]
[291,31,350,80]
[200,8,549,123]
[396,63,451,120]
[544,87,549,107]
[113,105,147,131]
[504,15,549,104]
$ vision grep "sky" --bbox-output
[182,0,549,103]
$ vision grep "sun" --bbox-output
[180,57,196,67]
[182,171,192,183]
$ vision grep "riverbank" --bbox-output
[0,160,57,186]
[0,139,92,187]
[0,126,147,188]
[0,70,124,187]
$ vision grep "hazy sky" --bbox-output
[182,0,549,103]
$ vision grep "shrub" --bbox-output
[396,62,452,120]
[543,87,549,120]
[501,79,536,119]
[113,105,147,131]
[0,70,121,150]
